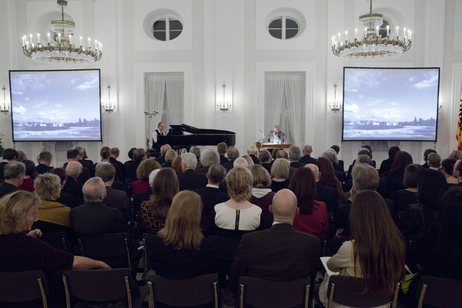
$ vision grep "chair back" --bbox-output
[147,273,219,308]
[63,268,147,308]
[416,275,462,308]
[327,275,399,308]
[0,270,49,307]
[142,233,155,282]
[238,276,311,308]
[78,232,131,269]
[40,232,69,252]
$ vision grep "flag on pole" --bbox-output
[458,99,462,151]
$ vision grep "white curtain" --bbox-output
[284,73,305,145]
[264,74,285,137]
[164,73,184,125]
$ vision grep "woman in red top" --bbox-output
[289,167,328,237]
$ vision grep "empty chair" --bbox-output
[40,231,70,252]
[78,232,132,269]
[415,276,462,308]
[62,268,148,308]
[326,275,399,308]
[0,270,49,308]
[238,276,311,308]
[147,273,219,308]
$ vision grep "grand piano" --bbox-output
[157,124,236,151]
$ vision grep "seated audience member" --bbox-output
[241,154,254,168]
[229,189,321,297]
[454,158,462,186]
[299,144,317,165]
[110,147,125,176]
[132,159,161,195]
[270,158,290,193]
[346,148,373,180]
[249,165,274,230]
[0,148,19,180]
[63,148,91,185]
[194,164,229,234]
[361,144,376,167]
[217,142,229,164]
[154,144,171,165]
[0,191,110,307]
[146,190,217,280]
[125,148,146,182]
[171,155,183,174]
[379,146,401,177]
[141,168,179,234]
[124,147,137,166]
[386,151,413,194]
[213,167,262,238]
[17,149,27,162]
[233,157,249,168]
[97,146,124,182]
[190,146,202,170]
[132,169,161,211]
[177,153,207,191]
[222,146,240,171]
[427,152,442,171]
[162,149,177,168]
[290,168,329,237]
[96,163,131,222]
[0,161,25,199]
[319,190,405,307]
[306,163,338,214]
[271,148,280,162]
[63,161,84,205]
[391,164,420,212]
[330,145,344,172]
[52,168,80,209]
[35,150,54,174]
[197,149,220,174]
[441,158,458,187]
[449,150,462,160]
[247,145,260,165]
[422,148,437,168]
[288,145,305,169]
[18,159,36,192]
[258,149,272,173]
[74,145,95,177]
[316,157,342,203]
[322,149,345,184]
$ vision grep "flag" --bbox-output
[458,99,462,151]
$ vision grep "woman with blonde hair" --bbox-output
[241,154,254,168]
[171,155,183,174]
[214,167,262,237]
[146,190,217,279]
[161,149,177,167]
[141,168,179,234]
[132,159,161,195]
[270,158,290,192]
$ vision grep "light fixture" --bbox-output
[102,86,115,112]
[1,87,9,114]
[331,0,412,59]
[22,0,102,64]
[217,83,232,112]
[329,84,341,111]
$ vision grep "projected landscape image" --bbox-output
[343,68,439,141]
[10,70,101,142]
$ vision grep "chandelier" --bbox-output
[22,0,102,64]
[331,0,412,59]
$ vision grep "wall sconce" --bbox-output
[1,87,9,114]
[217,83,232,112]
[102,85,115,112]
[329,84,342,112]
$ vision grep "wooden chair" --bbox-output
[326,275,399,308]
[147,273,219,308]
[238,276,311,308]
[0,270,49,308]
[62,268,148,308]
[416,275,462,308]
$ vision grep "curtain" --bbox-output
[284,73,305,145]
[264,73,285,137]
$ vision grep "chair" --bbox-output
[0,270,49,308]
[78,232,132,269]
[415,275,462,308]
[326,275,399,308]
[147,273,219,308]
[238,276,311,308]
[40,231,69,252]
[208,235,241,287]
[142,233,155,283]
[62,268,148,308]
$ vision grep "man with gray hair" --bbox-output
[247,145,261,165]
[222,146,240,171]
[74,145,95,177]
[288,145,305,169]
[155,144,172,165]
[177,152,207,191]
[63,161,84,205]
[0,161,25,198]
[233,157,249,168]
[198,149,220,174]
[36,151,54,174]
[427,152,441,171]
[299,144,317,165]
[0,148,19,180]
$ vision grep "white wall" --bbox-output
[0,0,461,169]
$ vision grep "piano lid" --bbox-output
[170,124,235,135]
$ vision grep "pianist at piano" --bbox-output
[151,122,166,151]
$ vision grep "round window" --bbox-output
[268,16,299,40]
[152,18,183,41]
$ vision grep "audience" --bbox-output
[247,145,260,165]
[125,148,146,182]
[197,149,220,174]
[0,148,19,180]
[0,161,25,199]
[190,146,202,170]
[305,163,338,214]
[217,142,229,164]
[288,145,305,169]
[17,159,36,192]
[270,158,290,192]
[171,155,183,174]
[162,149,177,168]
[109,147,125,176]
[177,153,207,191]
[249,164,274,230]
[441,158,458,186]
[299,144,317,165]
[422,148,437,168]
[386,151,413,194]
[391,164,420,212]
[63,161,84,205]
[97,146,124,182]
[258,149,272,173]
[316,156,342,202]
[64,148,91,184]
[379,146,400,177]
[35,150,53,174]
[51,167,80,209]
[222,146,239,171]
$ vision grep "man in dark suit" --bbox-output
[305,164,337,213]
[288,145,305,169]
[74,145,95,177]
[0,161,24,199]
[454,159,462,186]
[154,144,171,166]
[125,148,146,182]
[177,153,208,191]
[299,145,317,165]
[247,145,261,165]
[109,147,126,177]
[96,163,131,222]
[262,125,285,144]
[217,142,229,164]
[63,148,91,185]
[221,147,240,171]
[229,189,320,296]
[35,151,54,174]
[63,161,84,206]
[0,148,18,180]
[193,164,229,234]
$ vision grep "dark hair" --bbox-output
[441,158,456,175]
[388,146,401,160]
[271,149,279,161]
[100,146,111,160]
[288,168,317,215]
[38,151,52,162]
[331,145,340,154]
[23,160,37,178]
[316,157,341,197]
[416,168,447,210]
[208,164,226,183]
[2,148,18,160]
[403,164,420,188]
[51,168,66,184]
[148,168,179,220]
[423,149,437,161]
[128,148,137,160]
[390,151,413,174]
[133,148,146,162]
[67,148,80,159]
[361,144,372,154]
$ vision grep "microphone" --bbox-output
[259,129,265,137]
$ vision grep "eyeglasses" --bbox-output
[27,212,38,219]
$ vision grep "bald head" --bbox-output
[270,189,299,223]
[83,177,107,202]
[305,164,320,182]
[303,145,313,155]
[233,157,248,168]
[66,161,82,178]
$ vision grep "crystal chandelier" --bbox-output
[331,0,412,59]
[22,0,102,64]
